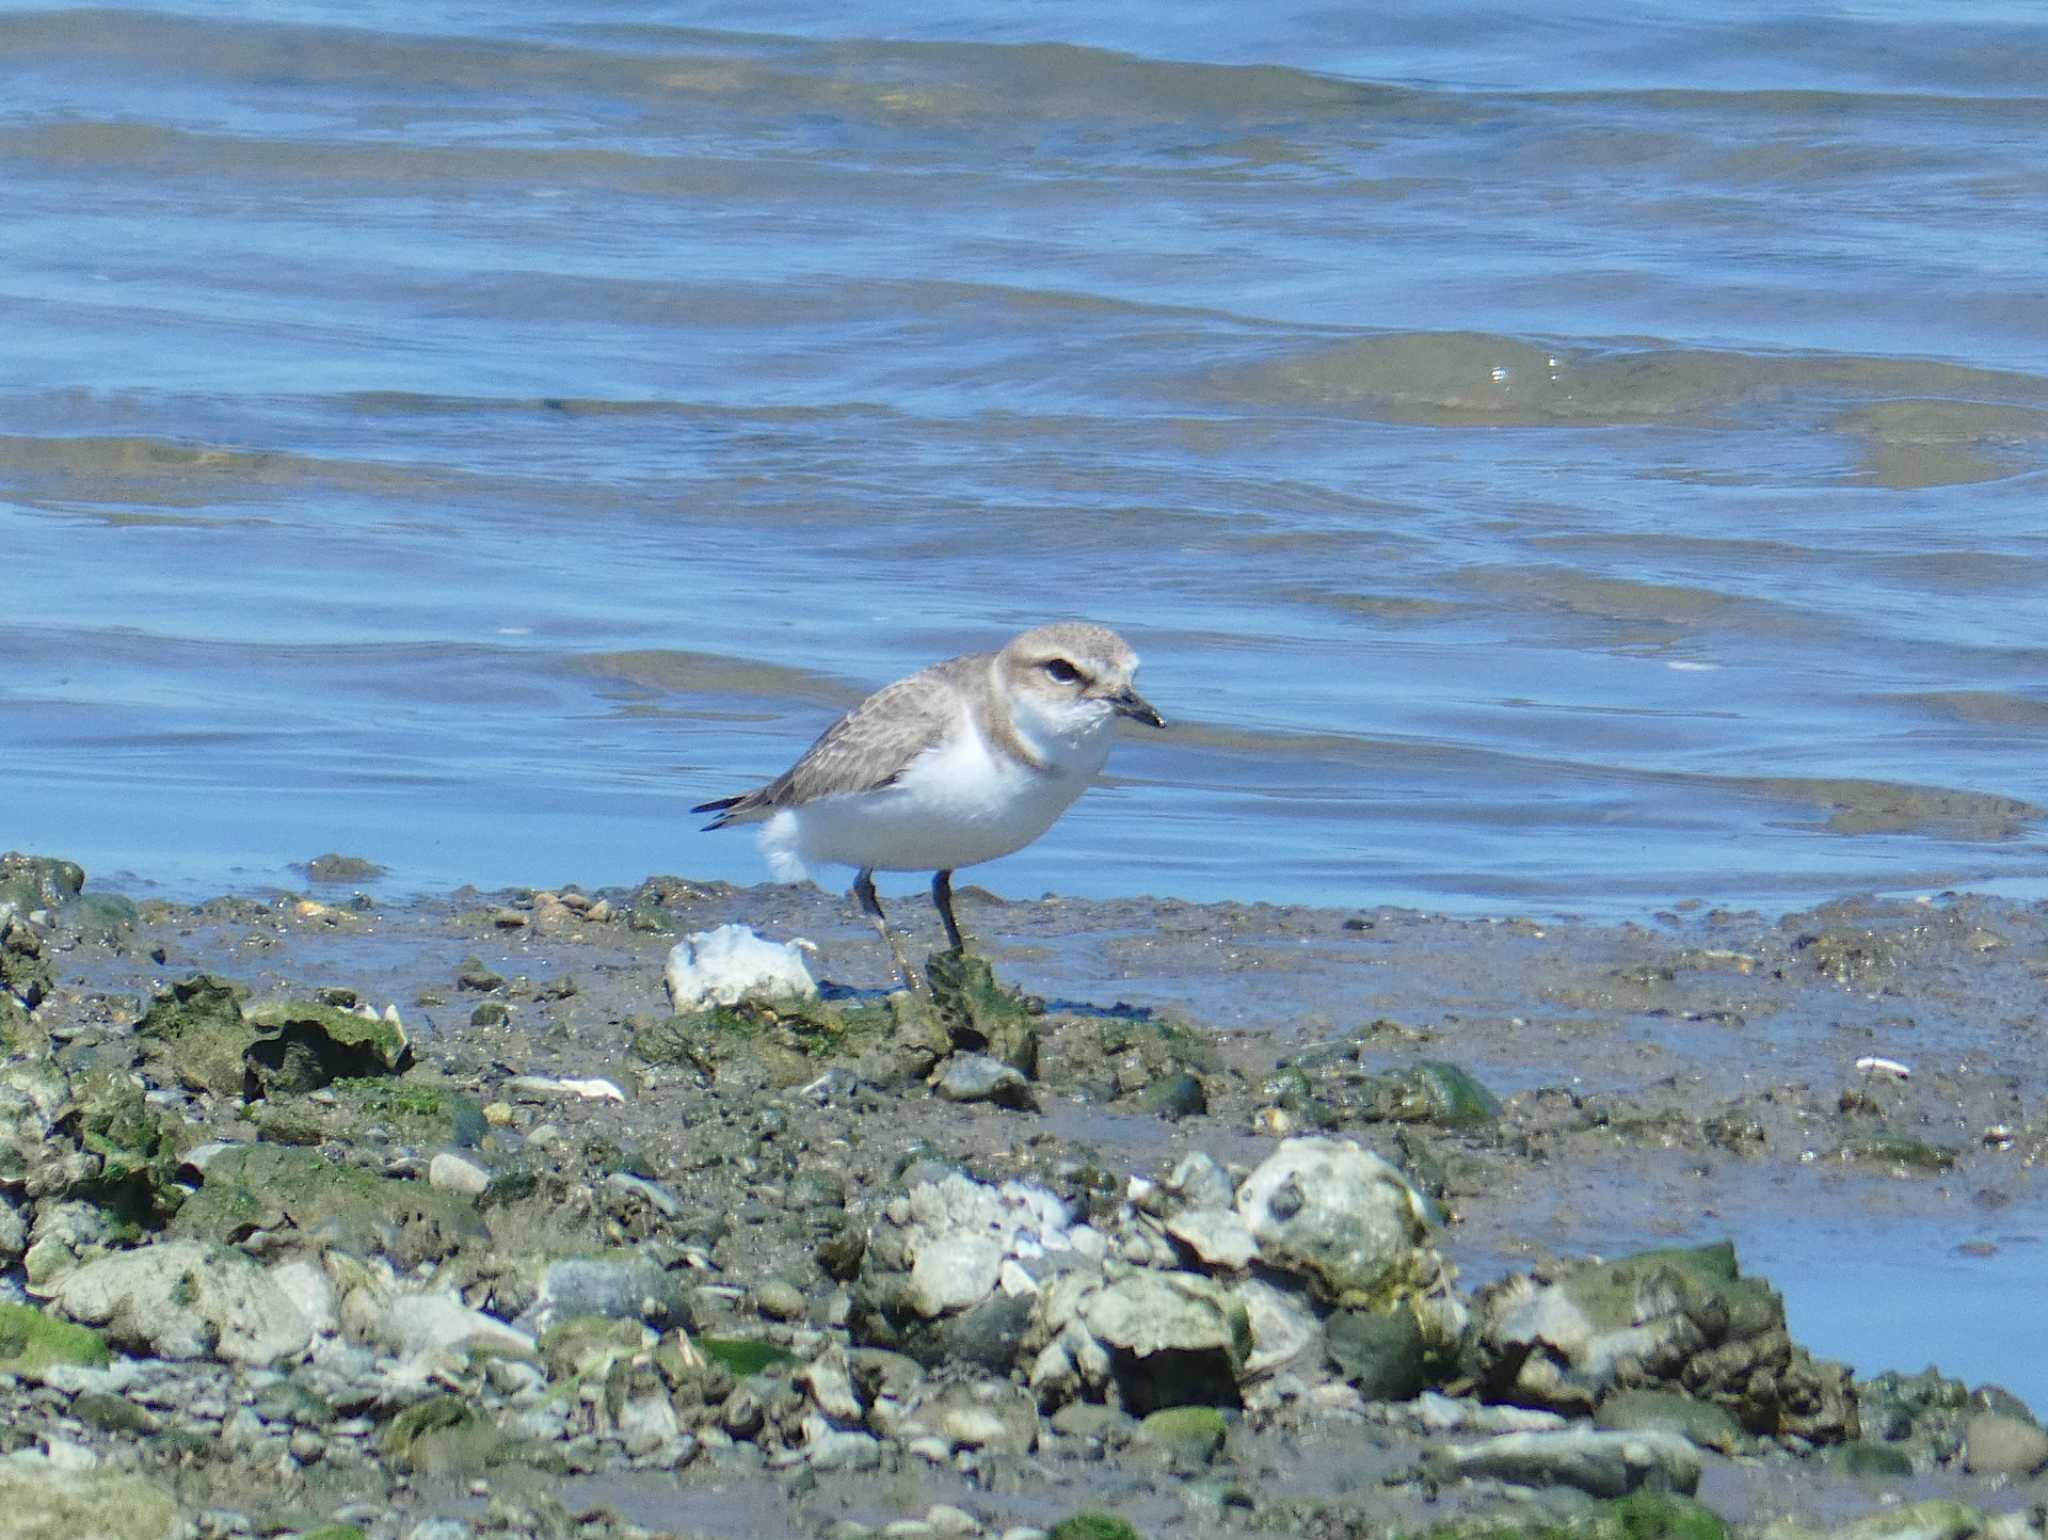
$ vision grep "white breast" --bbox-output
[767,701,1112,877]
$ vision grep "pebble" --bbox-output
[428,1151,491,1196]
[756,1278,807,1321]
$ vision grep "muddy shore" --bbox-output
[2,851,2044,1540]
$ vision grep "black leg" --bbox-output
[931,869,964,953]
[853,867,920,991]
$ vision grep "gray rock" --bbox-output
[617,1392,684,1456]
[852,1171,1098,1370]
[803,1416,883,1471]
[800,1344,864,1425]
[935,1054,1036,1110]
[427,1151,491,1197]
[538,1256,692,1330]
[757,1277,807,1321]
[1964,1411,2048,1476]
[1164,1152,1237,1213]
[916,1381,1039,1455]
[1429,1428,1702,1498]
[49,1240,310,1366]
[1030,1265,1250,1413]
[604,1170,682,1218]
[340,1284,536,1362]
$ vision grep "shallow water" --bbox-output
[6,2,2048,917]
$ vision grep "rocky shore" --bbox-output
[2,850,2044,1540]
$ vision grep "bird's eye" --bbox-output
[1042,658,1083,684]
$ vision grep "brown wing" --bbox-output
[697,654,984,825]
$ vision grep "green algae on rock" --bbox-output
[0,1300,111,1378]
[925,949,1041,1074]
[1049,1514,1144,1540]
[0,1468,181,1540]
[243,1000,412,1094]
[1361,1059,1503,1128]
[378,1392,508,1475]
[171,1142,486,1265]
[138,975,412,1097]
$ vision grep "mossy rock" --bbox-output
[171,1143,486,1266]
[540,1315,651,1382]
[1136,1404,1228,1468]
[295,1527,370,1540]
[1050,1516,1144,1540]
[138,979,413,1098]
[1825,1439,1916,1477]
[135,973,254,1095]
[1562,1242,1782,1342]
[70,1066,186,1225]
[329,1077,488,1148]
[0,853,86,914]
[1596,1388,1744,1454]
[0,1301,111,1378]
[1262,1065,1340,1129]
[925,951,1040,1074]
[0,993,44,1058]
[244,1001,412,1095]
[1418,1492,1729,1540]
[1361,1060,1502,1128]
[1326,1304,1430,1401]
[1830,1134,1958,1173]
[697,1335,801,1377]
[636,997,893,1074]
[0,917,53,1010]
[378,1393,506,1475]
[0,1468,179,1540]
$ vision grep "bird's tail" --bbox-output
[691,792,752,831]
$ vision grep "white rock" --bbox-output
[664,925,818,1011]
[909,1235,1005,1318]
[617,1392,683,1456]
[1235,1136,1436,1305]
[267,1258,338,1337]
[340,1285,536,1362]
[49,1240,310,1367]
[800,1344,864,1424]
[1233,1275,1321,1379]
[1165,1207,1260,1270]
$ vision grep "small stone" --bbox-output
[934,1054,1035,1110]
[1136,1405,1228,1468]
[470,1001,510,1027]
[482,1101,514,1126]
[757,1279,807,1322]
[456,956,505,991]
[428,1151,491,1197]
[925,1506,981,1537]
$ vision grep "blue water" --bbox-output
[5,1,2048,918]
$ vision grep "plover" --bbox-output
[693,622,1164,989]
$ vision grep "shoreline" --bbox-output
[2,851,2044,1540]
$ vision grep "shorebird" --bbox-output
[693,622,1164,989]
